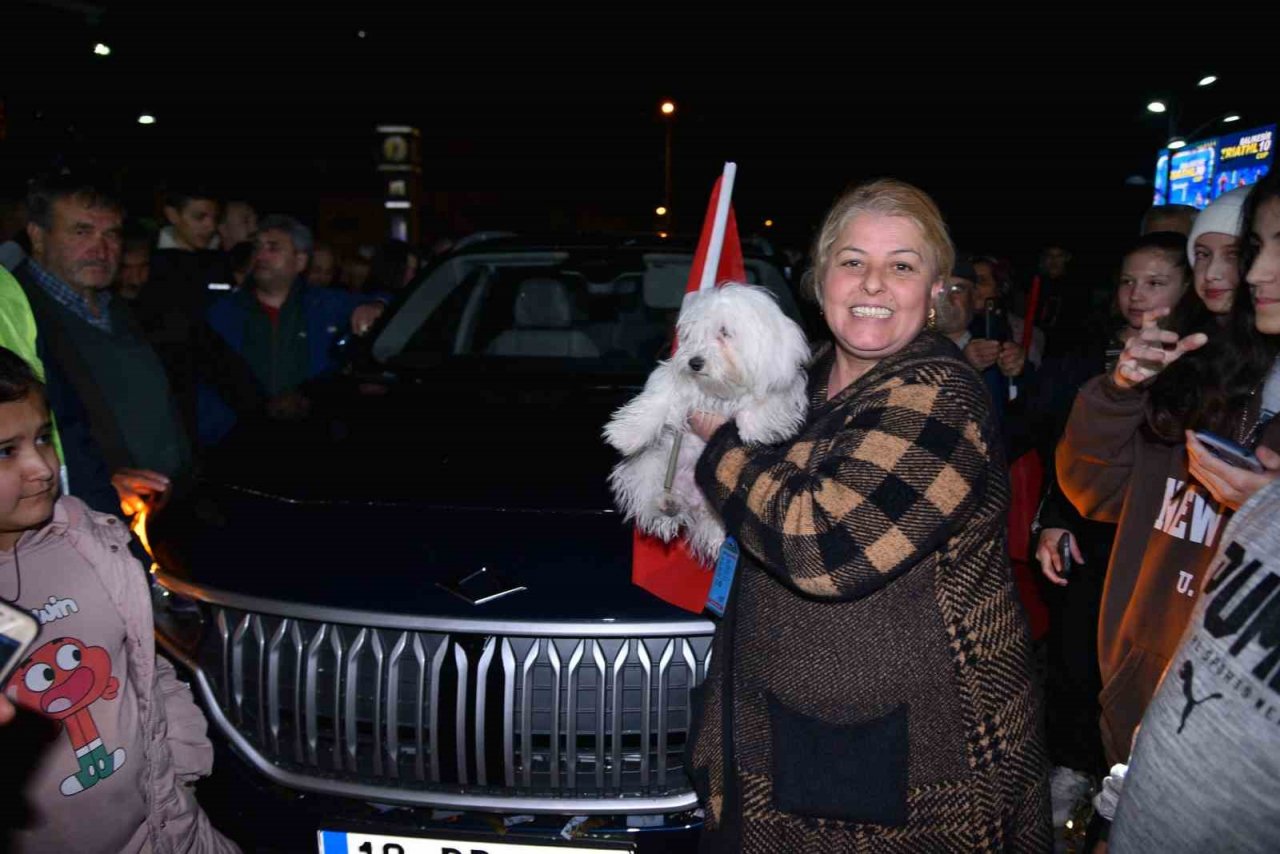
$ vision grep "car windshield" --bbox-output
[371,247,803,376]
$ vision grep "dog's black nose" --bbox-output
[688,356,705,372]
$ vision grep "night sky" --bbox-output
[5,5,1278,278]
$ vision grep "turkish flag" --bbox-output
[631,164,744,613]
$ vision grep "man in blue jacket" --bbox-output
[201,215,383,445]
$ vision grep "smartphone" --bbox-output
[1057,532,1074,579]
[0,600,39,686]
[1193,431,1264,473]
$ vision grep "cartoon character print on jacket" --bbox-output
[5,637,127,796]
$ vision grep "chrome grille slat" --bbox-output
[369,630,385,777]
[186,601,714,809]
[564,639,585,790]
[385,631,409,779]
[343,628,367,773]
[452,642,470,786]
[518,638,538,789]
[289,620,304,763]
[546,639,562,789]
[638,639,656,787]
[590,640,607,791]
[266,618,288,754]
[229,612,251,723]
[328,626,345,770]
[427,634,449,783]
[251,616,266,745]
[609,640,628,790]
[500,638,516,788]
[656,639,675,787]
[411,633,427,781]
[474,637,497,787]
[215,608,231,708]
[303,623,328,766]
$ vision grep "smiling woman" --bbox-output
[810,181,953,393]
[686,180,1051,851]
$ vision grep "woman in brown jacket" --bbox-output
[687,179,1050,852]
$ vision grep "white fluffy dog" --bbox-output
[604,283,810,564]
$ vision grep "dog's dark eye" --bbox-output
[719,326,732,339]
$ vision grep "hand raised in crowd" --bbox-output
[1112,308,1208,390]
[963,338,1001,372]
[111,468,171,517]
[1185,433,1280,511]
[351,302,386,336]
[996,341,1027,378]
[1036,527,1083,587]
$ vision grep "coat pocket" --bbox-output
[767,694,909,826]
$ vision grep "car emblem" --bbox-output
[437,567,526,606]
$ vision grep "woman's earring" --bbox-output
[927,305,937,331]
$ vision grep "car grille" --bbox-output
[188,604,715,812]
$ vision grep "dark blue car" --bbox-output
[145,234,806,853]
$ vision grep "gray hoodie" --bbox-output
[1110,477,1280,853]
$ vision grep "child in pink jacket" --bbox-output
[0,346,238,853]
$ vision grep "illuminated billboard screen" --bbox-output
[1153,122,1274,209]
[1168,141,1217,208]
[1213,125,1273,199]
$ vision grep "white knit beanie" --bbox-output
[1187,185,1251,263]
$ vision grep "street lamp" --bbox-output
[137,114,156,125]
[1144,75,1241,149]
[660,100,676,227]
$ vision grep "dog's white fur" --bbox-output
[604,283,810,564]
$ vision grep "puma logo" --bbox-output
[1177,660,1223,734]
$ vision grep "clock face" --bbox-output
[382,135,408,163]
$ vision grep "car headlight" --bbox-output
[150,572,207,656]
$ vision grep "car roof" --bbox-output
[446,232,783,263]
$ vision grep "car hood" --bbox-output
[150,372,707,625]
[200,370,635,509]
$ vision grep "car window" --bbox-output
[379,249,803,374]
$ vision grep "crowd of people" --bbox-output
[1,162,1278,852]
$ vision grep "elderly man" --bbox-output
[13,171,187,511]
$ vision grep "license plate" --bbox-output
[318,830,632,854]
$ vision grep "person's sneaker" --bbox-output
[1049,765,1093,827]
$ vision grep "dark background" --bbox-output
[4,4,1278,283]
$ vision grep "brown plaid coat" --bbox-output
[689,332,1051,852]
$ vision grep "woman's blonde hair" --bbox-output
[807,178,955,302]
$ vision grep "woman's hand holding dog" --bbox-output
[689,411,729,442]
